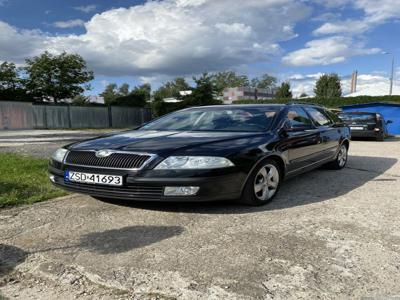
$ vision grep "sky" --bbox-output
[0,0,399,97]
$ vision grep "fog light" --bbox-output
[164,186,200,196]
[374,128,380,131]
[49,175,55,183]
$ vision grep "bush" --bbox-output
[233,95,400,108]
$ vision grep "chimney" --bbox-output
[350,70,358,93]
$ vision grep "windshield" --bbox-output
[141,106,280,132]
[338,113,376,123]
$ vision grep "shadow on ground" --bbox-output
[0,225,184,273]
[98,155,397,215]
[0,244,28,279]
[79,225,184,254]
[351,136,400,142]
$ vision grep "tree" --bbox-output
[71,95,90,105]
[185,72,220,106]
[138,83,151,102]
[314,73,342,99]
[250,74,277,90]
[153,77,190,101]
[118,83,130,96]
[0,62,31,101]
[24,51,94,103]
[114,84,151,107]
[100,83,118,105]
[276,81,292,99]
[211,71,249,95]
[0,62,20,90]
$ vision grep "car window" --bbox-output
[304,107,333,126]
[141,107,280,132]
[325,109,342,123]
[286,107,313,128]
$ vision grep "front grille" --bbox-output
[65,150,152,169]
[61,180,164,200]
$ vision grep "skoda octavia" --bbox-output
[49,104,350,206]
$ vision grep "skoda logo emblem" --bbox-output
[95,149,113,158]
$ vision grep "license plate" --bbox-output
[65,171,123,186]
[350,126,364,130]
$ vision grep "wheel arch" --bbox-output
[341,138,350,150]
[240,153,286,195]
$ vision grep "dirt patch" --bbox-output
[1,140,400,299]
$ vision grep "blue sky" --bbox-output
[0,0,399,96]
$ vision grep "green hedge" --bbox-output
[233,96,400,108]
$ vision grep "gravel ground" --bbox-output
[1,138,400,299]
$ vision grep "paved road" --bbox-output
[0,129,122,158]
[1,139,400,299]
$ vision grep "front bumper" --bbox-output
[49,164,245,202]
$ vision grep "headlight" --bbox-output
[51,148,68,163]
[155,156,234,170]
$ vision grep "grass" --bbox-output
[0,153,67,208]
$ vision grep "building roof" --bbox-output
[344,85,400,97]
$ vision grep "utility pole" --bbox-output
[383,51,395,96]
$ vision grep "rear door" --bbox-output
[303,107,339,160]
[279,106,323,174]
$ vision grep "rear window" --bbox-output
[304,107,333,126]
[338,113,376,122]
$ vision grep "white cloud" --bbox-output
[311,12,342,23]
[0,21,48,63]
[288,70,399,97]
[312,0,350,8]
[0,0,311,77]
[282,36,380,66]
[53,19,85,29]
[74,5,97,13]
[313,20,370,35]
[313,0,400,36]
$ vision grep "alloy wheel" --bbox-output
[253,164,280,201]
[338,145,348,167]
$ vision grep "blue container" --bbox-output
[341,102,400,135]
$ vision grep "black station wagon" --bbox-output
[49,104,350,206]
[338,111,392,141]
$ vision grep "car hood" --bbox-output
[68,130,268,154]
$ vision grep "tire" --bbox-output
[376,134,384,141]
[326,143,348,170]
[239,158,282,206]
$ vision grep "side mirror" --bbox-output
[386,120,393,124]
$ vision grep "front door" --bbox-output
[278,107,324,175]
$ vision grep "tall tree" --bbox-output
[211,71,249,95]
[71,95,90,105]
[153,77,190,101]
[100,83,118,105]
[0,62,20,90]
[0,62,30,101]
[185,72,219,106]
[24,51,94,103]
[251,74,277,90]
[118,83,130,96]
[137,83,151,102]
[314,73,342,98]
[276,81,292,99]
